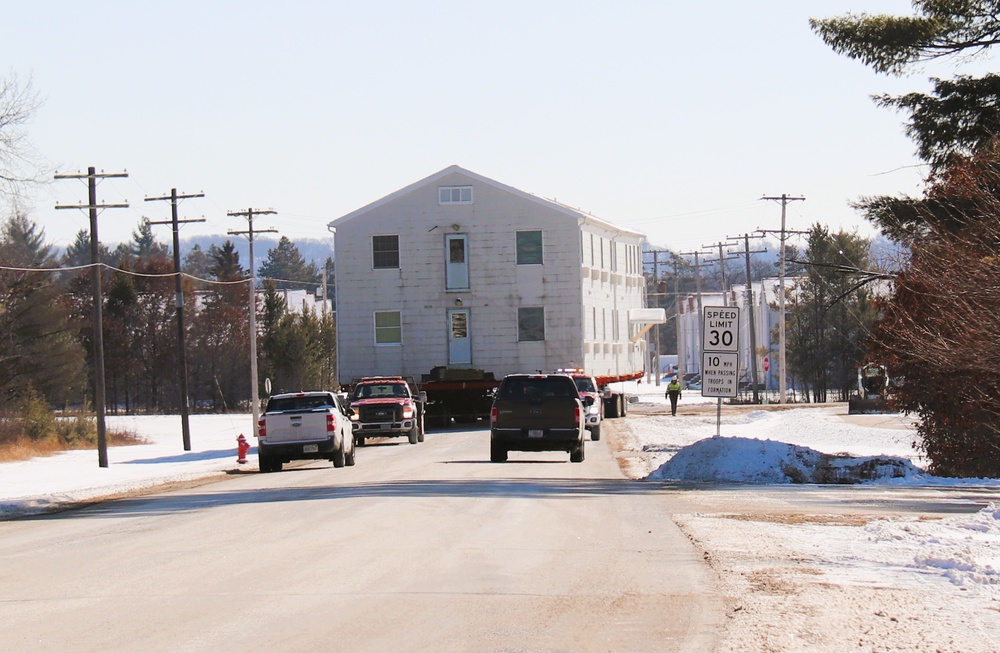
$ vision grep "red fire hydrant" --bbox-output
[237,434,250,464]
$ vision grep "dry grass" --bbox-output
[716,512,876,527]
[0,418,147,463]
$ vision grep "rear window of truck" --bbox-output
[498,377,576,400]
[266,396,333,412]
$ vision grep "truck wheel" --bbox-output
[490,441,507,463]
[408,424,419,444]
[345,440,356,466]
[259,451,278,473]
[417,416,425,442]
[355,435,366,447]
[332,439,346,468]
[570,440,585,463]
[590,424,601,441]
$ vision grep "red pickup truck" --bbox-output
[348,377,427,446]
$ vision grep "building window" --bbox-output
[372,235,399,269]
[439,186,473,204]
[374,310,401,345]
[516,230,543,265]
[517,306,545,341]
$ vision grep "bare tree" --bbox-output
[0,72,45,201]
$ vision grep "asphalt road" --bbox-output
[0,423,725,653]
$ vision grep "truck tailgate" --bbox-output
[494,398,578,430]
[265,411,329,442]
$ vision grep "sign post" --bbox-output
[701,306,741,436]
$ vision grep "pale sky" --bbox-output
[4,1,992,254]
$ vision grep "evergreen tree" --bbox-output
[189,241,251,410]
[0,214,86,407]
[182,243,214,284]
[257,236,320,290]
[812,2,1000,174]
[128,218,170,260]
[61,229,114,268]
[1,212,54,266]
[785,225,877,403]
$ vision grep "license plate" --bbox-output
[528,429,543,438]
[303,444,319,453]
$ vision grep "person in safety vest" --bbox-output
[665,377,682,416]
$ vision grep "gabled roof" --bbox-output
[327,164,644,239]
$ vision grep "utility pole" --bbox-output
[672,255,684,381]
[702,241,740,307]
[643,248,675,385]
[679,250,708,375]
[55,167,129,468]
[650,250,661,385]
[322,260,329,316]
[228,209,278,434]
[146,189,205,451]
[727,233,767,404]
[761,193,806,404]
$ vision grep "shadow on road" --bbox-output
[35,476,667,520]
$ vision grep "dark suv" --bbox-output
[489,373,591,463]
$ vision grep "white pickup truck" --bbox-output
[256,391,356,473]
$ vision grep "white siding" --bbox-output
[330,166,646,384]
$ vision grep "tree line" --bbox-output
[0,215,337,416]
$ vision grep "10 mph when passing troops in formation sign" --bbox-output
[701,307,740,398]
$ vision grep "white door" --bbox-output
[445,234,469,290]
[448,309,472,365]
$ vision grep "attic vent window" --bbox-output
[439,186,473,204]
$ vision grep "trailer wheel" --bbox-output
[605,396,620,419]
[619,394,627,417]
[589,424,601,441]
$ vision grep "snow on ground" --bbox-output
[617,379,1000,651]
[0,413,255,518]
[2,382,999,650]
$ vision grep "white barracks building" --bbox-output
[327,165,648,386]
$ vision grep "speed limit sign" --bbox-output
[702,307,739,353]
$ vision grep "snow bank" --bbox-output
[649,436,922,484]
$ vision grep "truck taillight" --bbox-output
[257,418,266,438]
[327,414,336,433]
[574,406,581,425]
[490,406,498,423]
